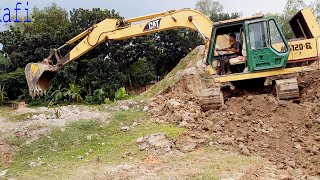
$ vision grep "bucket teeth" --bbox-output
[35,85,44,97]
[27,76,46,98]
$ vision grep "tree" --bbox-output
[266,0,308,39]
[153,29,202,76]
[0,3,72,70]
[195,0,223,17]
[70,8,120,33]
[86,56,127,98]
[0,68,26,100]
[129,58,156,88]
[284,0,306,17]
[210,12,241,22]
[27,3,70,34]
[0,4,72,100]
[310,0,320,22]
[0,53,12,74]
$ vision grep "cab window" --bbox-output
[248,21,268,49]
[269,19,287,53]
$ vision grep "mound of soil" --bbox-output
[0,143,16,164]
[148,46,320,177]
[299,71,320,103]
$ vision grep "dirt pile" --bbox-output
[217,95,319,174]
[136,133,175,153]
[0,143,16,164]
[299,71,320,103]
[136,132,209,155]
[150,84,320,177]
[147,46,320,177]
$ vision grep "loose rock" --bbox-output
[0,169,8,177]
[136,133,174,153]
[218,137,234,145]
[239,143,250,156]
[77,156,84,160]
[143,106,149,112]
[29,161,44,168]
[284,160,296,169]
[121,126,130,131]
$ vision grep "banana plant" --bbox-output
[50,85,67,104]
[115,87,129,100]
[93,88,106,104]
[65,83,83,103]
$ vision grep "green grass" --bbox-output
[143,48,200,98]
[186,147,261,180]
[0,106,13,118]
[7,137,27,147]
[4,110,186,179]
[7,112,42,122]
[0,106,42,122]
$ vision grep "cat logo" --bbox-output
[144,19,161,31]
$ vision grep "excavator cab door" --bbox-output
[244,18,290,72]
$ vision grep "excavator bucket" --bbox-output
[25,63,58,97]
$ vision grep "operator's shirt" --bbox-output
[230,41,243,56]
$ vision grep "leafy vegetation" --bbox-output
[64,83,83,103]
[265,0,320,39]
[115,87,130,101]
[29,85,130,106]
[128,58,156,88]
[0,85,8,105]
[0,68,27,100]
[92,88,107,104]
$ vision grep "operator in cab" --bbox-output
[216,33,242,56]
[215,33,243,74]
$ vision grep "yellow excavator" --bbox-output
[25,8,320,109]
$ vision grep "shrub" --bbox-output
[85,96,94,104]
[0,85,8,105]
[104,98,112,104]
[93,88,107,104]
[65,83,83,103]
[115,87,129,100]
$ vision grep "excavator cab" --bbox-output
[207,16,290,75]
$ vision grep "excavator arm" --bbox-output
[25,9,213,97]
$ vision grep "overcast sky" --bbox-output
[0,0,315,18]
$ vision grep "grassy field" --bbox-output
[1,109,186,180]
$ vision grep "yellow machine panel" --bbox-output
[297,8,320,38]
[288,38,318,62]
[287,8,320,63]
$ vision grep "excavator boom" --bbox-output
[25,9,213,97]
